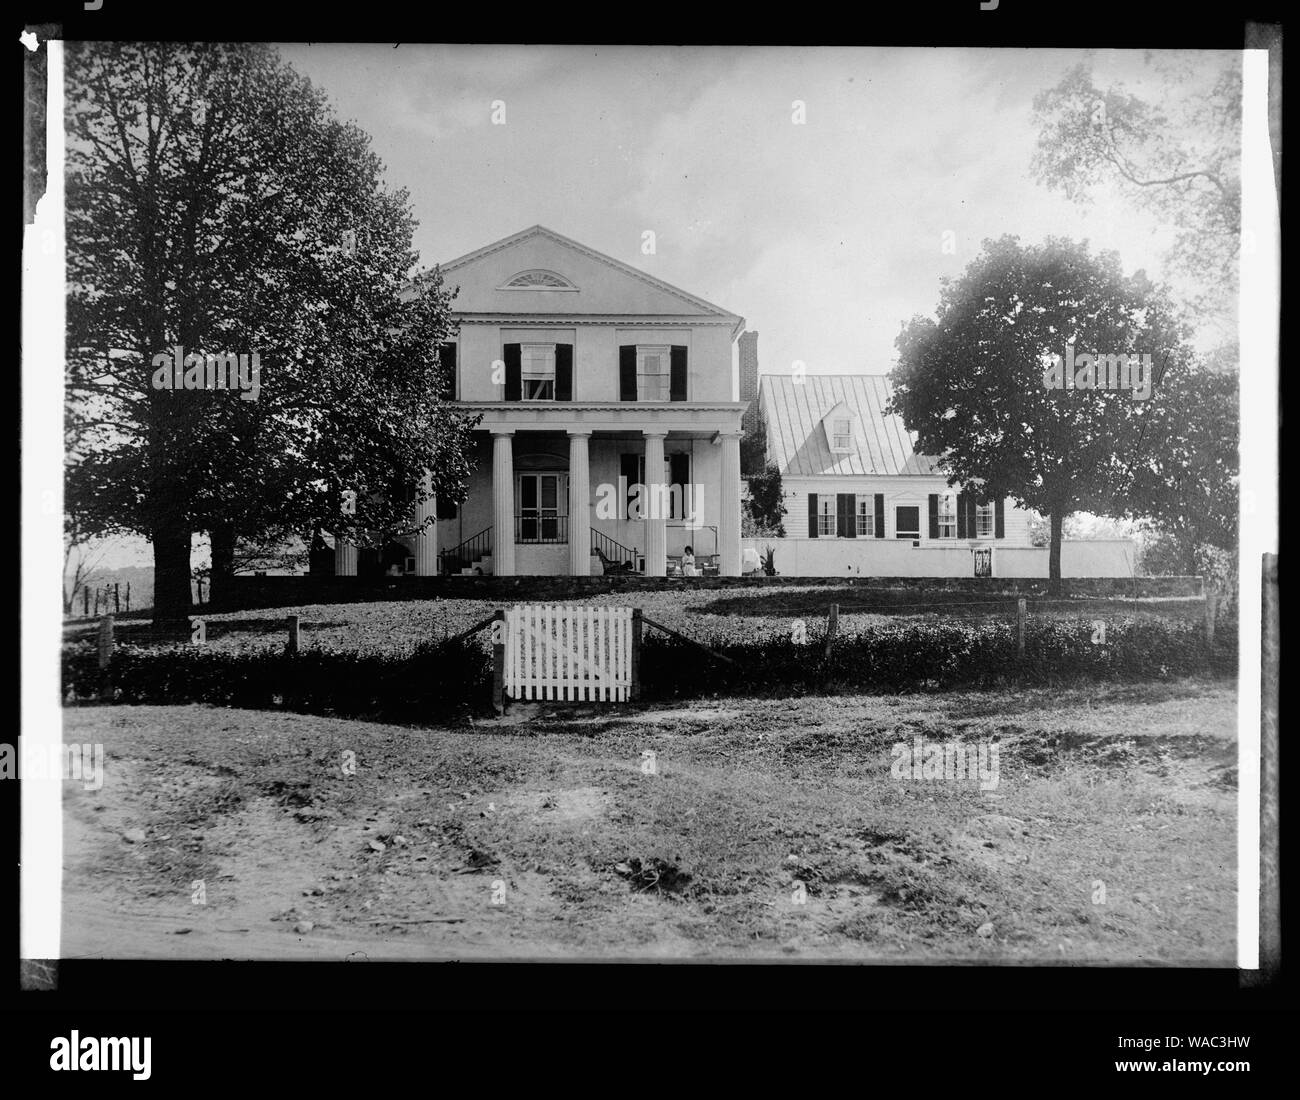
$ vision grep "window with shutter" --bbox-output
[520,344,556,401]
[670,346,688,401]
[636,346,670,401]
[503,343,522,401]
[856,497,874,537]
[619,346,637,401]
[554,344,573,401]
[937,493,956,539]
[817,496,836,537]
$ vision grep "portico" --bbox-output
[427,404,743,578]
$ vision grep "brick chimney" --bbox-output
[739,330,759,433]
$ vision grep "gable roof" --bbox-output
[761,374,942,477]
[437,225,745,335]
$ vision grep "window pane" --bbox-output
[520,477,537,508]
[541,477,557,509]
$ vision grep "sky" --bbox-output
[86,45,1241,569]
[277,44,1232,378]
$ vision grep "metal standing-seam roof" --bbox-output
[760,374,941,477]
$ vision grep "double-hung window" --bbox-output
[831,418,853,452]
[975,503,995,539]
[856,498,874,537]
[521,344,556,401]
[938,493,957,539]
[818,496,836,536]
[637,346,670,401]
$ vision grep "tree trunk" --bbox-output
[209,522,237,611]
[1048,510,1064,596]
[151,518,192,632]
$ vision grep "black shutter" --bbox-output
[504,343,521,402]
[670,346,688,401]
[620,454,639,518]
[874,493,885,538]
[928,494,939,539]
[967,494,978,537]
[836,493,852,538]
[956,492,968,539]
[995,498,1005,539]
[619,346,637,401]
[438,342,457,398]
[807,493,818,539]
[554,344,573,401]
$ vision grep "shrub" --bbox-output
[63,611,1234,716]
[63,635,494,721]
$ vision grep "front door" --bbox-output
[518,473,565,543]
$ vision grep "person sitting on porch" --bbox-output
[681,545,699,578]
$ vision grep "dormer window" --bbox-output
[500,270,578,290]
[831,418,853,452]
[822,404,856,455]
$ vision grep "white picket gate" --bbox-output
[504,604,634,702]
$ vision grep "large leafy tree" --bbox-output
[1030,55,1242,338]
[888,235,1196,592]
[1122,353,1238,569]
[66,43,477,623]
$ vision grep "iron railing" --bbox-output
[591,528,639,573]
[515,514,568,544]
[438,527,492,575]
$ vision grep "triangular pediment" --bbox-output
[437,225,741,324]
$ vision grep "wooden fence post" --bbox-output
[114,582,120,614]
[491,609,506,716]
[1204,591,1218,647]
[125,582,130,612]
[286,614,301,655]
[1017,598,1026,659]
[98,615,115,701]
[83,586,90,616]
[824,604,839,660]
[631,609,643,701]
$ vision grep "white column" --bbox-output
[491,430,515,576]
[719,431,742,576]
[568,431,591,576]
[413,469,438,576]
[334,537,357,577]
[643,429,667,577]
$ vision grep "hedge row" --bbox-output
[638,615,1237,700]
[63,615,1235,719]
[62,637,494,721]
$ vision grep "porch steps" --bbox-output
[459,554,493,576]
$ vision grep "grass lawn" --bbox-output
[60,678,1236,962]
[63,585,1214,658]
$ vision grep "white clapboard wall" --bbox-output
[504,604,633,702]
